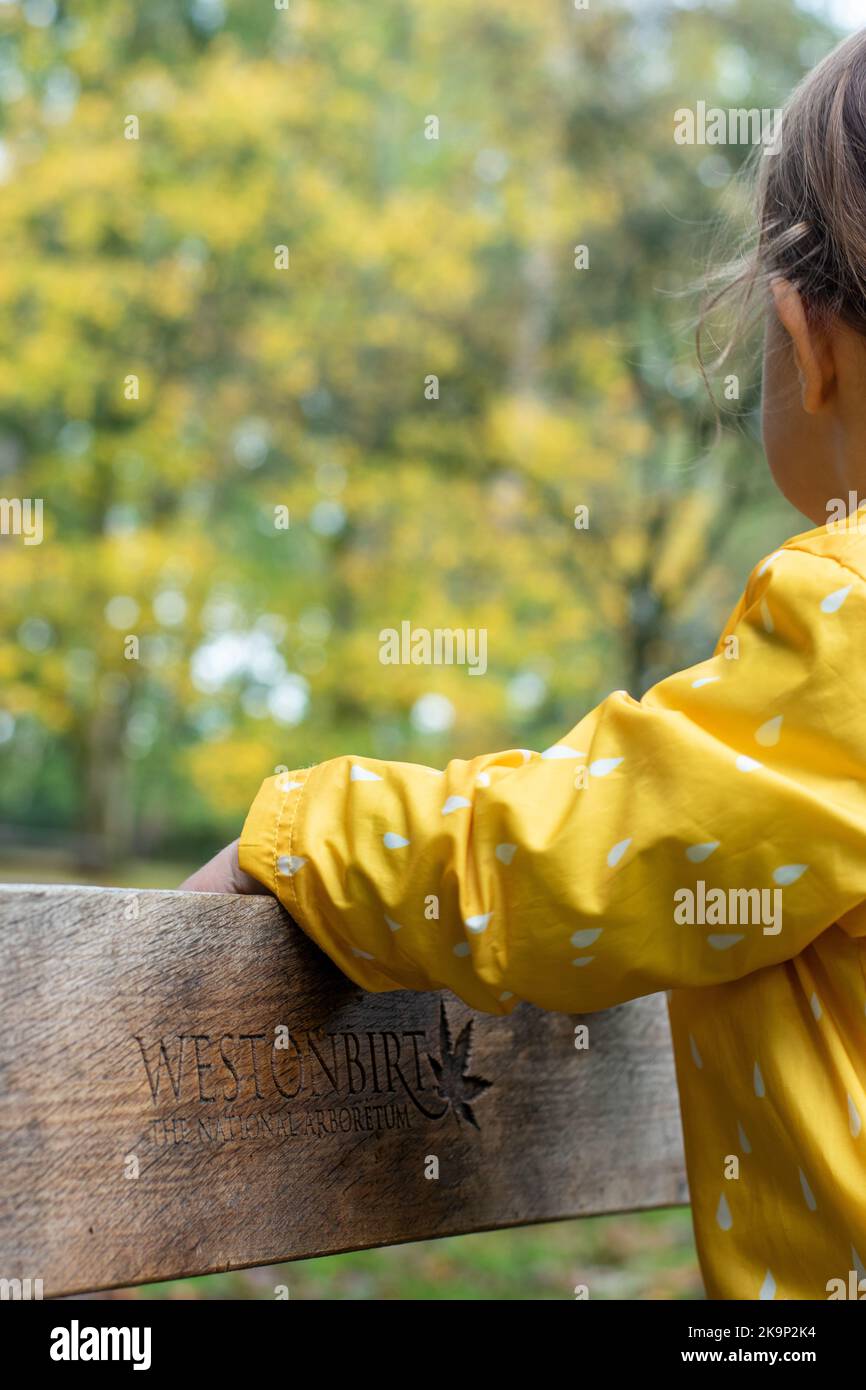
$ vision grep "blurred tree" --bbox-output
[0,0,842,867]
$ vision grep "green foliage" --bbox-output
[0,0,839,863]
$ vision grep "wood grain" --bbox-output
[0,885,688,1296]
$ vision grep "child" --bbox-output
[183,31,866,1301]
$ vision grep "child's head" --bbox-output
[719,30,866,526]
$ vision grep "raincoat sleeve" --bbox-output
[239,541,866,1014]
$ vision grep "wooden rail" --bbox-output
[0,885,688,1296]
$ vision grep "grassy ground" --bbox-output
[5,852,702,1300]
[81,1210,702,1301]
[0,853,196,889]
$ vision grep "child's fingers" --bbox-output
[180,840,267,895]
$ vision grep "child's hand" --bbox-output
[180,839,267,895]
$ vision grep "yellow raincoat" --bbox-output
[240,520,866,1300]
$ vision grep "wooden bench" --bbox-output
[0,884,688,1297]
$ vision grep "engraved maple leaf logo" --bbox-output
[426,1001,492,1129]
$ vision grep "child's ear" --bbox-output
[769,276,834,414]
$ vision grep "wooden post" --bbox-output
[0,885,687,1296]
